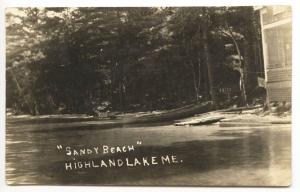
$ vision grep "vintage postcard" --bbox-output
[5,6,292,186]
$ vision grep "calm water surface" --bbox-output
[6,117,291,186]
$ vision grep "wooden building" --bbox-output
[255,6,292,103]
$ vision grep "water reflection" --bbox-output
[6,118,291,186]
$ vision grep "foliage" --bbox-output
[6,7,263,115]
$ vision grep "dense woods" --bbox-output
[6,7,264,115]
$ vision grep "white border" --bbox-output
[0,0,296,7]
[1,1,299,192]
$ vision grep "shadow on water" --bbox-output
[43,131,272,185]
[6,119,290,186]
[6,119,173,134]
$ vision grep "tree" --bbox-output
[6,7,263,115]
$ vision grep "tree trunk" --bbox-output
[116,8,125,111]
[202,8,217,107]
[203,35,216,105]
[222,22,247,106]
[8,69,35,114]
[231,36,247,106]
[243,39,251,101]
[190,61,199,101]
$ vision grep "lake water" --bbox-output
[6,117,291,186]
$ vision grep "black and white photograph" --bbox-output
[4,4,293,188]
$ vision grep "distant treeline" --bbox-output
[6,7,264,115]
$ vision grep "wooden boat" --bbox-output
[122,101,213,124]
